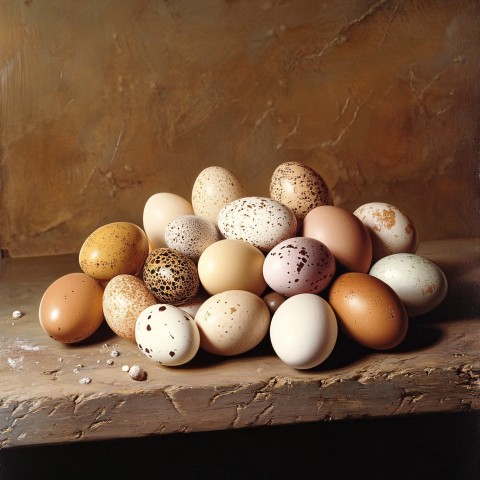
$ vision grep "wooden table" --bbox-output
[1,239,479,449]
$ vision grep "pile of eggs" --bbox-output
[38,163,448,370]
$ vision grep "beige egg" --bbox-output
[143,248,199,305]
[191,166,247,226]
[79,222,149,281]
[143,193,194,249]
[270,162,333,226]
[103,274,157,342]
[194,290,270,356]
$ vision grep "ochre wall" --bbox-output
[1,0,479,257]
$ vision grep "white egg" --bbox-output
[369,253,448,317]
[165,215,221,262]
[353,202,418,261]
[270,294,338,369]
[218,196,297,253]
[135,304,200,366]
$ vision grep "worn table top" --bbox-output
[1,239,479,448]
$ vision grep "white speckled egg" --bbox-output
[270,162,333,225]
[165,215,221,262]
[135,304,200,366]
[263,237,335,297]
[194,290,270,356]
[103,274,157,342]
[218,197,297,252]
[369,253,448,317]
[354,202,418,261]
[270,294,338,369]
[192,166,247,226]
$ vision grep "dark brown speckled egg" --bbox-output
[143,248,199,305]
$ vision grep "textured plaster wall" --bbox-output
[0,0,479,257]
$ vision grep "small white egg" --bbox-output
[369,253,448,317]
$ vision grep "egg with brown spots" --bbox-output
[353,202,418,262]
[103,274,157,342]
[270,162,333,226]
[328,272,408,350]
[79,222,149,281]
[143,248,199,305]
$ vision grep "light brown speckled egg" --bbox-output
[79,222,149,281]
[191,166,247,226]
[103,274,157,342]
[270,162,333,225]
[143,248,199,305]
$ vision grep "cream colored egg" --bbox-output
[79,222,149,281]
[103,274,157,342]
[194,290,270,356]
[191,166,247,226]
[143,193,194,249]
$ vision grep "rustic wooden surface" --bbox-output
[0,239,479,448]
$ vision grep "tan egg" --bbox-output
[328,273,408,350]
[270,162,333,226]
[198,239,266,296]
[302,206,372,273]
[39,273,104,343]
[143,248,199,305]
[143,193,194,249]
[191,166,247,226]
[194,290,270,356]
[79,222,149,281]
[103,274,157,342]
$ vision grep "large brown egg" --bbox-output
[328,272,408,350]
[39,273,104,343]
[302,205,372,273]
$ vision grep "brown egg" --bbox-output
[302,205,372,273]
[270,162,333,226]
[79,222,149,281]
[143,248,199,305]
[328,272,408,350]
[39,273,104,343]
[103,274,157,342]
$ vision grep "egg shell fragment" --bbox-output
[103,274,157,342]
[270,294,338,369]
[354,202,418,261]
[136,304,200,366]
[143,192,194,249]
[198,239,266,296]
[194,290,270,356]
[191,166,247,226]
[263,237,335,297]
[328,272,408,350]
[39,273,104,344]
[270,162,334,225]
[218,196,297,253]
[79,222,149,281]
[165,215,220,262]
[369,253,448,317]
[143,248,199,305]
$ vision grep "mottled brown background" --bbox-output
[0,0,478,257]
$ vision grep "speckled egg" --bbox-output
[194,290,270,356]
[165,215,221,262]
[218,197,297,253]
[136,304,200,366]
[143,248,199,305]
[79,222,149,281]
[369,253,448,317]
[353,202,418,262]
[103,274,157,342]
[263,237,335,297]
[191,166,247,226]
[270,162,334,225]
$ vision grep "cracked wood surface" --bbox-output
[1,239,479,448]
